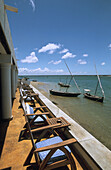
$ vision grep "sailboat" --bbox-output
[50,61,81,97]
[83,65,105,102]
[49,89,80,97]
[58,76,71,88]
[58,82,70,88]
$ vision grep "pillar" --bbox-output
[15,68,18,90]
[0,63,12,120]
[11,65,16,98]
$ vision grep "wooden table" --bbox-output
[47,117,70,129]
[27,93,39,97]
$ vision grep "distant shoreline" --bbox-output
[19,74,111,77]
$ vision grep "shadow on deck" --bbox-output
[0,121,9,158]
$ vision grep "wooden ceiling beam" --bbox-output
[4,4,18,13]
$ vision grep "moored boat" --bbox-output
[83,65,105,103]
[83,89,104,102]
[58,82,70,88]
[50,60,81,97]
[50,89,81,97]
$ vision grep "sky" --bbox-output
[5,0,111,75]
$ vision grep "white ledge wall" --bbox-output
[30,84,111,170]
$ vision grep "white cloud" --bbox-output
[83,54,88,57]
[48,50,55,54]
[108,44,111,50]
[14,47,18,51]
[62,52,76,59]
[48,60,54,64]
[21,52,38,63]
[18,67,63,75]
[18,68,29,73]
[59,48,69,54]
[53,60,61,64]
[78,59,87,64]
[56,69,63,73]
[18,67,49,74]
[29,0,35,11]
[38,43,61,54]
[48,60,61,65]
[101,62,105,66]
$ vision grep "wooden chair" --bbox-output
[20,88,37,106]
[34,136,77,170]
[22,85,33,91]
[21,100,51,137]
[23,103,77,170]
[25,103,50,126]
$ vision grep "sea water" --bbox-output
[19,75,111,150]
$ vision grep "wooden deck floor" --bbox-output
[0,89,83,170]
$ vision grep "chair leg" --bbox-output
[61,147,76,170]
[23,147,34,166]
[69,153,76,170]
[39,149,57,170]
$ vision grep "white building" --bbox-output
[0,0,18,121]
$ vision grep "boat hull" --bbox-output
[58,82,70,88]
[83,93,104,102]
[50,89,81,97]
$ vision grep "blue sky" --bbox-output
[5,0,111,75]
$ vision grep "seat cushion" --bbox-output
[26,103,34,119]
[22,89,34,102]
[34,115,46,122]
[36,136,71,164]
[26,103,46,122]
[25,96,34,102]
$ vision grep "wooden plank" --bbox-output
[27,93,39,97]
[31,123,61,133]
[4,4,18,13]
[45,159,69,170]
[33,106,47,109]
[47,117,70,128]
[34,138,77,152]
[25,112,50,116]
[61,117,71,126]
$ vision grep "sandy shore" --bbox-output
[31,81,49,97]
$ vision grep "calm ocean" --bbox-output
[19,75,111,150]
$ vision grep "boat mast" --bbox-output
[94,64,105,97]
[94,80,99,95]
[64,60,81,93]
